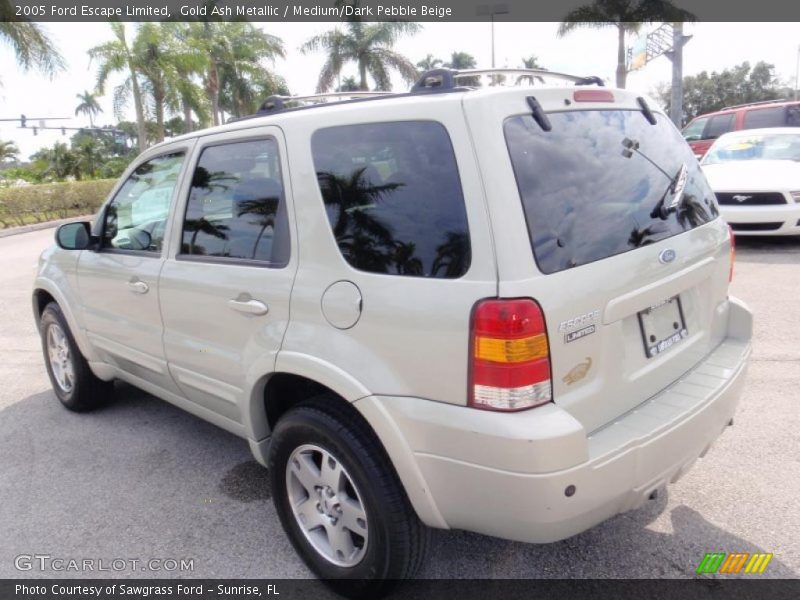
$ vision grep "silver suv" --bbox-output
[34,69,752,596]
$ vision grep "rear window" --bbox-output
[504,110,719,275]
[311,121,470,278]
[743,106,786,129]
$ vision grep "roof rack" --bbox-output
[719,98,789,111]
[256,91,394,114]
[411,68,605,91]
[239,67,605,120]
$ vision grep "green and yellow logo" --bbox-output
[696,552,773,574]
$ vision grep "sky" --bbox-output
[1,21,799,158]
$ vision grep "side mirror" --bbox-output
[55,221,92,250]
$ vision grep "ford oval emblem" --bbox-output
[659,249,677,264]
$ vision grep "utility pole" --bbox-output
[666,23,692,127]
[477,4,509,68]
[627,23,691,127]
[795,44,799,101]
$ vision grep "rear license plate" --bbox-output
[638,296,688,358]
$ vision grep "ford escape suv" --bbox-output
[34,68,752,597]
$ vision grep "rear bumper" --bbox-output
[356,297,752,543]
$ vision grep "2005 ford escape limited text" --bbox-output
[33,68,752,597]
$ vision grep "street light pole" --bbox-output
[491,14,495,68]
[795,44,799,101]
[477,4,509,69]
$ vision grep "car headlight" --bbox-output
[791,191,800,203]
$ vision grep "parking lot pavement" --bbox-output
[0,228,797,580]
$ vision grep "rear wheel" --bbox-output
[268,397,429,598]
[40,302,113,411]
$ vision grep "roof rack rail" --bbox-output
[239,68,606,121]
[412,68,605,92]
[257,91,394,114]
[719,98,790,111]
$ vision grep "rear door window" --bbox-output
[704,113,735,139]
[743,106,787,129]
[180,138,289,266]
[504,110,719,275]
[311,121,471,278]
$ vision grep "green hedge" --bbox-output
[0,179,116,228]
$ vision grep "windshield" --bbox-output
[702,133,800,164]
[504,110,719,275]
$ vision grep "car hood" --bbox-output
[701,160,800,191]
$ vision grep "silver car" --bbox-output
[33,69,751,597]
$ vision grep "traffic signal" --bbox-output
[20,114,26,128]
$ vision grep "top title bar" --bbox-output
[2,0,800,22]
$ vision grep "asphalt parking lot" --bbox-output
[0,227,798,580]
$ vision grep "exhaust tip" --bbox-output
[649,489,659,501]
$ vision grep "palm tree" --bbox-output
[0,140,19,163]
[133,23,173,143]
[189,21,285,125]
[336,76,360,92]
[0,2,65,78]
[558,0,694,89]
[89,23,147,153]
[163,22,210,133]
[31,142,78,180]
[517,55,546,85]
[416,54,442,73]
[216,25,287,119]
[301,22,421,92]
[444,51,479,86]
[74,91,103,128]
[444,51,477,70]
[73,137,104,179]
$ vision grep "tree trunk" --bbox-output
[208,63,221,126]
[155,90,165,143]
[616,25,627,89]
[183,99,193,133]
[130,70,147,153]
[358,60,368,90]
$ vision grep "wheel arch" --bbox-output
[246,356,447,529]
[32,281,97,362]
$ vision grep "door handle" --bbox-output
[227,298,269,316]
[128,279,149,294]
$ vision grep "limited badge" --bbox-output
[563,357,592,385]
[565,324,595,344]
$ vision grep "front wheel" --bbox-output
[268,398,429,598]
[39,302,113,411]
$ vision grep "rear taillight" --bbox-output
[469,298,552,411]
[728,224,735,282]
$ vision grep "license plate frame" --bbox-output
[638,296,689,358]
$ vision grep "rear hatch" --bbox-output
[465,89,732,432]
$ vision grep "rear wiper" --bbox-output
[650,163,689,220]
[526,96,552,132]
[637,97,657,125]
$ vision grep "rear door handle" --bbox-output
[128,279,149,294]
[227,298,269,316]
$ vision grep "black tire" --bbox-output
[268,396,429,599]
[39,302,113,412]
